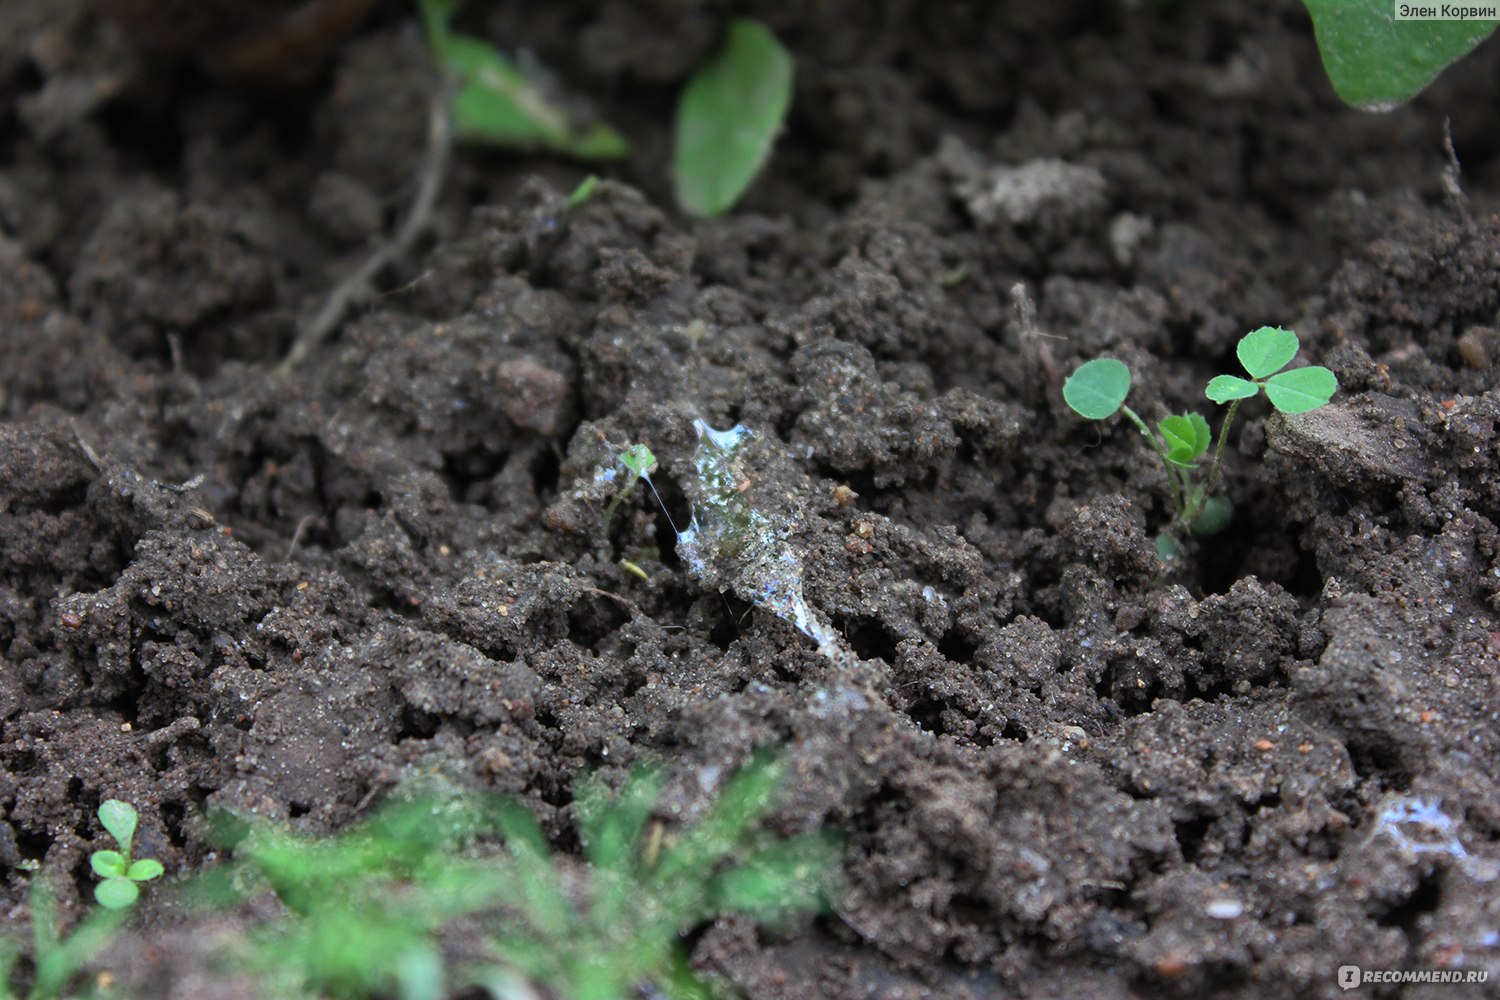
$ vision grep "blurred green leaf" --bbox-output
[126,858,165,882]
[1302,0,1497,107]
[90,850,126,879]
[674,19,794,217]
[93,878,140,911]
[1264,366,1338,413]
[1159,413,1210,466]
[419,0,628,160]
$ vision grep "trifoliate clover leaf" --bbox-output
[1263,366,1338,413]
[1237,326,1300,379]
[1205,375,1259,404]
[1063,358,1131,420]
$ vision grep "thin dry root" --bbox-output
[277,84,452,376]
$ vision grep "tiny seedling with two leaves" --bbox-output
[90,800,164,910]
[1063,326,1337,552]
[601,442,689,581]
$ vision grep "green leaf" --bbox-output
[577,766,665,873]
[1158,413,1210,466]
[1205,375,1259,404]
[673,19,794,217]
[1154,532,1181,563]
[94,878,140,910]
[1190,495,1234,536]
[98,800,137,854]
[90,850,127,879]
[620,444,658,479]
[1263,366,1339,413]
[447,40,629,159]
[494,802,573,940]
[653,752,782,891]
[415,0,458,46]
[566,174,601,210]
[126,858,165,882]
[1236,326,1300,379]
[31,881,127,997]
[1062,358,1131,420]
[1302,0,1498,108]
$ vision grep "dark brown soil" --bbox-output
[4,1,1500,997]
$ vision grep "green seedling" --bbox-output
[0,877,127,1000]
[1063,326,1337,543]
[417,0,628,160]
[90,800,164,910]
[673,19,794,217]
[206,753,839,1000]
[599,442,688,583]
[602,442,680,541]
[486,751,841,1000]
[1301,1,1498,108]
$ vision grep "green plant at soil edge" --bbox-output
[1301,0,1498,108]
[673,19,794,217]
[417,0,628,159]
[90,799,165,910]
[0,877,127,1000]
[207,752,840,1000]
[1063,326,1337,550]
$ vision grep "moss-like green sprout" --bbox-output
[1063,326,1337,544]
[203,753,839,1000]
[89,800,164,910]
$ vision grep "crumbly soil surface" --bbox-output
[4,1,1500,997]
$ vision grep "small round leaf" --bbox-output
[1263,366,1338,413]
[95,877,140,910]
[127,858,165,882]
[98,800,137,851]
[1190,495,1234,536]
[1236,326,1300,379]
[1205,375,1258,404]
[1063,359,1131,420]
[91,850,127,878]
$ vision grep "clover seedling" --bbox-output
[602,443,673,533]
[90,800,164,910]
[1063,326,1337,544]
